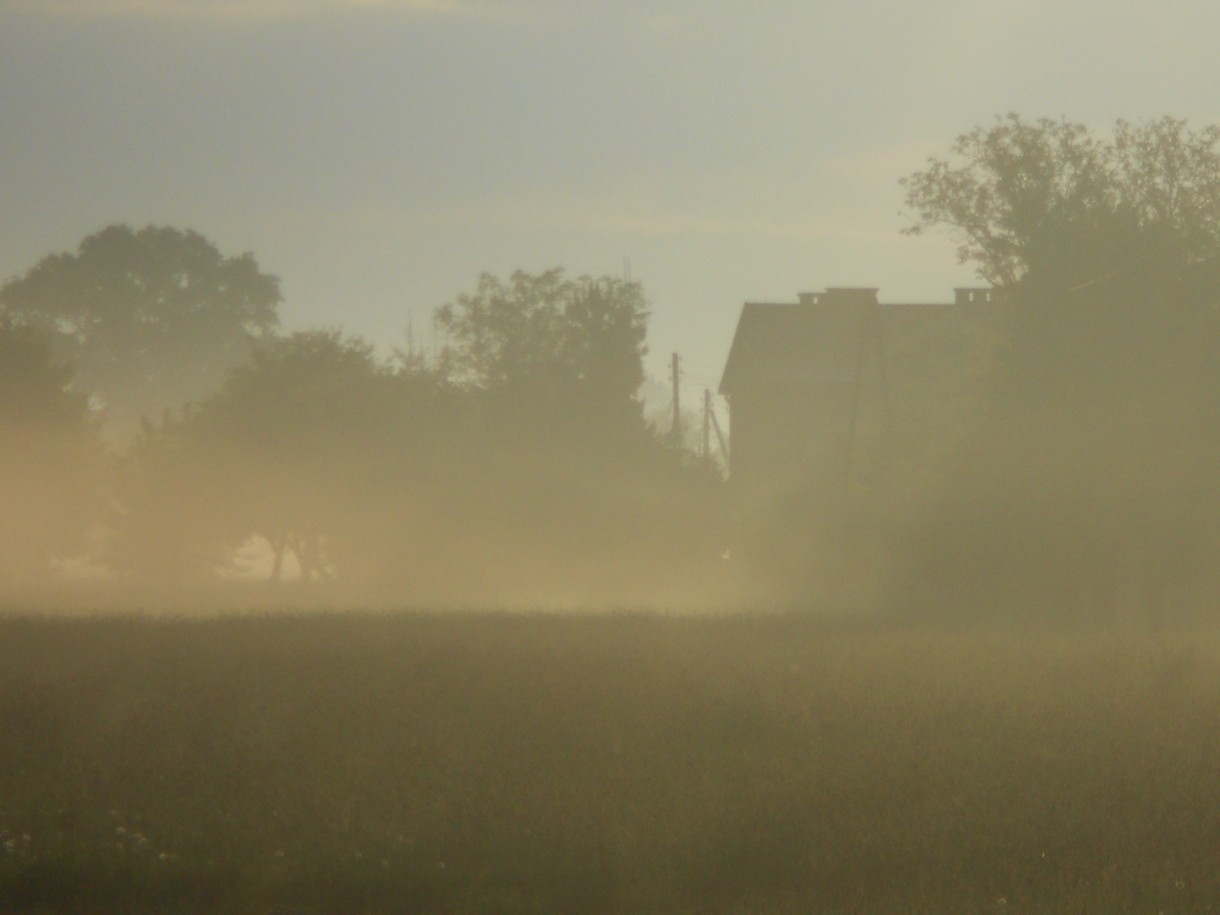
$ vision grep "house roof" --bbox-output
[719,288,994,396]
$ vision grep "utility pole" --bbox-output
[709,399,730,471]
[702,389,712,465]
[405,313,420,367]
[874,303,895,456]
[670,352,681,447]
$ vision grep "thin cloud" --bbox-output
[1,0,502,23]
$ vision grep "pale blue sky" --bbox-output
[3,0,1219,394]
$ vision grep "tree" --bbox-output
[108,330,449,585]
[904,115,1220,287]
[105,268,723,603]
[427,269,728,602]
[435,269,649,438]
[197,330,407,581]
[0,319,102,584]
[900,116,1220,621]
[0,224,281,439]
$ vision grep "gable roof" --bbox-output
[719,302,854,393]
[719,288,994,396]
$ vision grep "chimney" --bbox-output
[823,287,879,307]
[799,288,879,307]
[954,287,993,306]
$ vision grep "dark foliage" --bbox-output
[103,270,724,602]
[900,117,1220,622]
[0,225,281,439]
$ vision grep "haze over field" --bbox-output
[2,0,1220,618]
[4,10,1220,910]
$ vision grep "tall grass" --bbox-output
[1,611,1218,913]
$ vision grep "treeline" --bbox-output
[894,116,1220,624]
[0,230,723,605]
[726,116,1220,624]
[8,116,1220,621]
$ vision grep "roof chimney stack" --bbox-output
[798,288,879,307]
[954,287,993,306]
[824,287,879,306]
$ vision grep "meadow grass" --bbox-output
[1,610,1218,913]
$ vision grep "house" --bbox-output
[718,286,998,510]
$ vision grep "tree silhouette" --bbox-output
[904,116,1220,289]
[197,330,403,581]
[107,329,446,585]
[435,269,649,439]
[0,225,281,440]
[106,272,724,603]
[901,116,1220,621]
[429,269,723,599]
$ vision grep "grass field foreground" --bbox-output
[1,611,1219,913]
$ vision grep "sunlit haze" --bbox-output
[4,9,1220,908]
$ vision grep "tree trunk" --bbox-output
[269,533,286,583]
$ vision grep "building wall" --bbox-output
[719,288,1000,576]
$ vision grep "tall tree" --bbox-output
[193,330,400,581]
[435,269,649,438]
[110,330,441,585]
[0,225,281,439]
[901,116,1220,621]
[429,269,725,599]
[904,115,1220,289]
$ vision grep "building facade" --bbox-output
[719,286,997,510]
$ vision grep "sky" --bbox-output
[4,0,1220,400]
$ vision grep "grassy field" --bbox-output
[1,610,1218,914]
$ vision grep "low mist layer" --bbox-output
[1,262,729,612]
[3,118,1220,623]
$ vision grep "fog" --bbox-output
[0,118,1217,629]
[0,262,743,614]
[5,106,1220,912]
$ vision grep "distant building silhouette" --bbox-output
[718,286,997,506]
